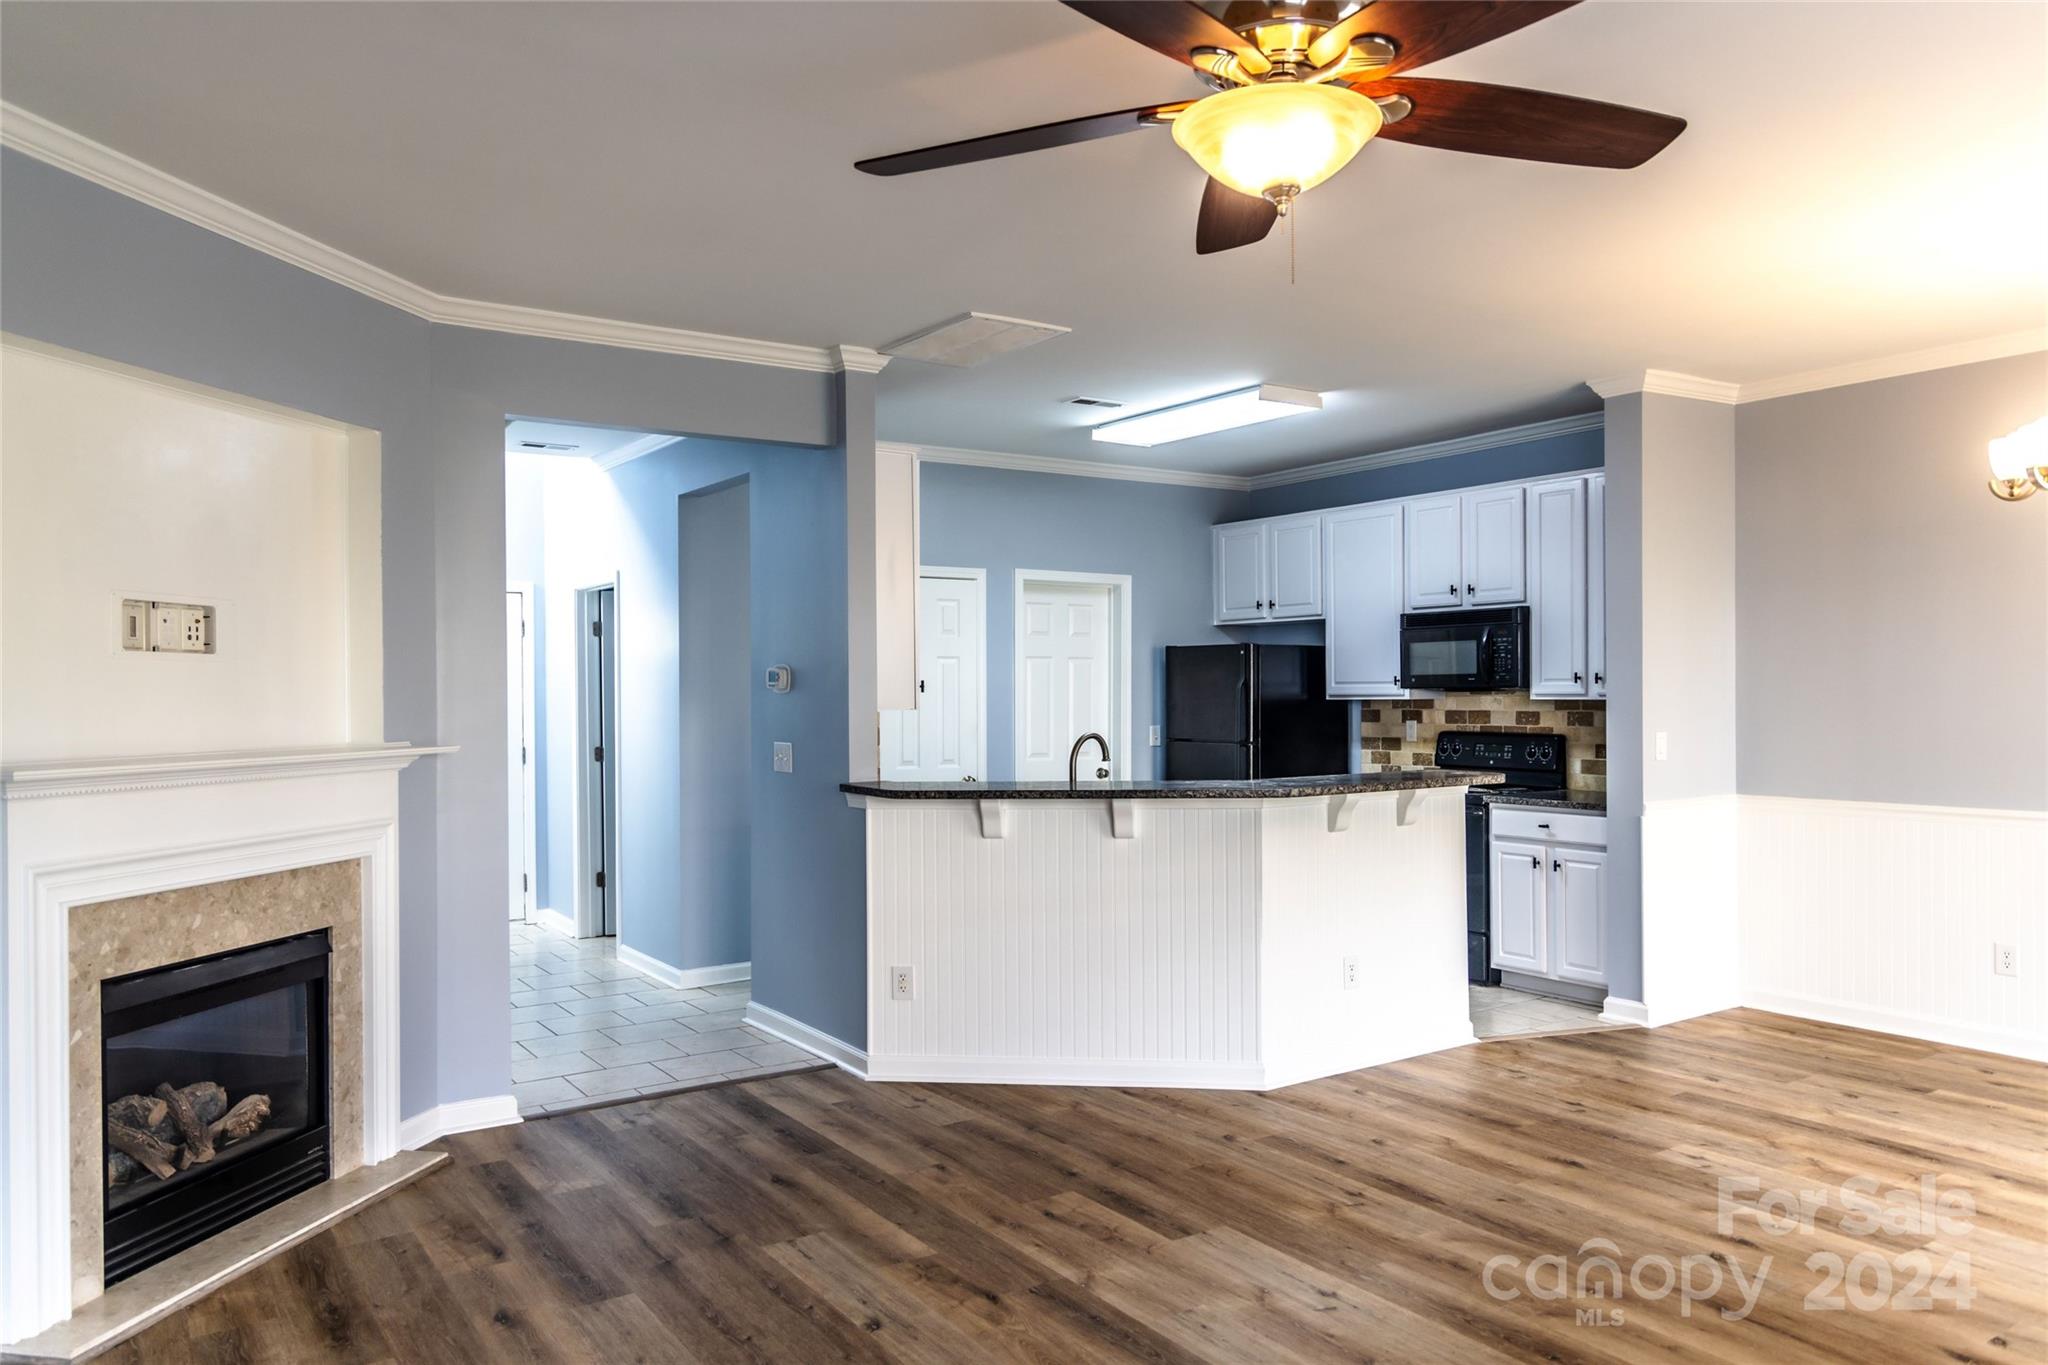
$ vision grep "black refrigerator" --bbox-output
[1163,644,1352,780]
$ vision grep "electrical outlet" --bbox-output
[1404,719,1418,743]
[1655,731,1670,761]
[1342,955,1359,990]
[127,599,214,653]
[890,965,915,1001]
[1149,725,1161,747]
[1994,943,2018,977]
[772,741,793,774]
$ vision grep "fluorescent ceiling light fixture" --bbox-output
[1091,384,1322,447]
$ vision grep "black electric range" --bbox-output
[1433,730,1567,984]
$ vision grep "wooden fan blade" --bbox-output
[1309,1,1580,74]
[1195,177,1279,255]
[856,103,1185,176]
[1369,78,1685,168]
[1062,1,1270,75]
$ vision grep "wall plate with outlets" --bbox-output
[122,598,214,653]
[772,741,794,774]
[1994,943,2018,977]
[1342,955,1359,990]
[890,965,915,1001]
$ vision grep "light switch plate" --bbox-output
[1654,731,1669,761]
[1148,725,1161,747]
[772,741,794,774]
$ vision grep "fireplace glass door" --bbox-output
[101,930,331,1284]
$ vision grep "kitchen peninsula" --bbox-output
[842,771,1500,1090]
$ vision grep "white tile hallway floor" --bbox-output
[510,921,825,1115]
[1469,983,1623,1040]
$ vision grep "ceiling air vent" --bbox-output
[881,312,1070,368]
[1062,396,1124,409]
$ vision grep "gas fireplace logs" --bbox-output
[105,1082,273,1188]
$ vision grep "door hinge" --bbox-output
[521,744,527,765]
[594,744,604,763]
[522,873,529,892]
[595,870,606,889]
[591,620,602,637]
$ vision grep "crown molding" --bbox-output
[832,345,891,375]
[875,441,923,460]
[0,102,865,375]
[1246,412,1605,490]
[1587,370,1741,404]
[593,433,685,471]
[1734,328,2047,404]
[909,443,1252,491]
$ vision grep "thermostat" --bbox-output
[764,665,793,694]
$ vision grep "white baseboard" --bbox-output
[744,1001,868,1077]
[616,944,750,991]
[1600,996,1650,1027]
[398,1094,521,1150]
[531,906,575,941]
[1743,991,2047,1063]
[862,1054,1268,1089]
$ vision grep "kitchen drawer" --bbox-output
[1490,806,1606,847]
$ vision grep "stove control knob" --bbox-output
[1524,743,1538,762]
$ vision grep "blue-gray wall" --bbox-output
[917,463,1248,780]
[0,147,865,1116]
[1246,423,1604,517]
[675,479,752,969]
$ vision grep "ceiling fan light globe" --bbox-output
[1171,82,1382,202]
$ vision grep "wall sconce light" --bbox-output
[1988,416,2047,501]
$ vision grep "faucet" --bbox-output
[1068,732,1110,790]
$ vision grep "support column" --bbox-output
[837,347,917,782]
[1591,371,1741,1027]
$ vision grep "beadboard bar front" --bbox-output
[849,784,1479,1089]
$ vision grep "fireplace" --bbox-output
[100,931,332,1285]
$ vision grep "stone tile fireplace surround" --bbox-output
[1,744,447,1348]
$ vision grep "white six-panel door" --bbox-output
[881,571,985,781]
[1016,580,1114,780]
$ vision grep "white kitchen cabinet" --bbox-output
[1587,472,1607,699]
[1550,848,1608,986]
[1323,503,1407,698]
[1489,805,1607,987]
[1212,514,1323,623]
[1404,487,1526,610]
[1490,839,1549,974]
[1527,477,1589,698]
[1403,495,1464,609]
[1214,521,1267,623]
[1266,513,1324,619]
[1462,485,1527,603]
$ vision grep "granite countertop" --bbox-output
[1475,788,1608,813]
[841,772,1503,801]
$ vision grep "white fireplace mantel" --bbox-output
[0,741,451,1341]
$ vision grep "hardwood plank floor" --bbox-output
[96,1010,2046,1363]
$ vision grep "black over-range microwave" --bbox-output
[1399,606,1529,692]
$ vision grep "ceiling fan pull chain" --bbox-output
[1289,202,1297,287]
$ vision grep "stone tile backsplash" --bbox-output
[1361,692,1607,792]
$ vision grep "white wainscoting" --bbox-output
[1739,796,2046,1061]
[1641,794,1743,1027]
[858,789,1474,1089]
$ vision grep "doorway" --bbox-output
[882,568,987,782]
[1013,570,1131,781]
[506,584,537,921]
[577,582,619,939]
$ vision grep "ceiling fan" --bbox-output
[856,1,1686,254]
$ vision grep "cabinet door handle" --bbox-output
[1573,671,1583,683]
[1467,583,1476,595]
[1530,856,1541,868]
[1553,859,1561,872]
[1594,672,1604,686]
[1448,583,1459,595]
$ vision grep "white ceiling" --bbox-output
[3,2,2043,476]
